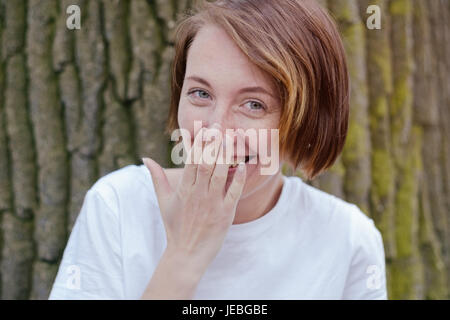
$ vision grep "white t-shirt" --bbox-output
[48,164,388,300]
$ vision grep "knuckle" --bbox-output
[211,172,227,184]
[175,186,190,199]
[198,163,212,175]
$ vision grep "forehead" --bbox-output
[185,24,276,94]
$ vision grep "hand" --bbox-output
[142,126,247,272]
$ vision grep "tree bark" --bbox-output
[0,0,449,300]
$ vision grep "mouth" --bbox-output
[229,155,257,168]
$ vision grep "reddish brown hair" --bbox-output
[167,0,349,180]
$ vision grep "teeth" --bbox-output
[229,155,257,168]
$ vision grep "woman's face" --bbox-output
[177,24,281,196]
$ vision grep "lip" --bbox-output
[228,155,257,167]
[228,165,238,174]
[227,162,244,178]
[227,155,258,176]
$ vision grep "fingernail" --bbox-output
[238,162,245,171]
[142,157,148,166]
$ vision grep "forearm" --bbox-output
[140,248,206,299]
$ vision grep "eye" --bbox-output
[187,89,211,100]
[243,100,266,112]
[247,101,264,110]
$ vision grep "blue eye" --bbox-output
[248,101,263,110]
[187,88,267,115]
[188,89,210,99]
[245,101,265,112]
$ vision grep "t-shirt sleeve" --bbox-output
[341,205,388,300]
[48,188,124,299]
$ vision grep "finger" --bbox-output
[210,133,233,194]
[181,127,205,187]
[195,126,223,191]
[235,128,247,162]
[142,157,172,202]
[224,162,247,206]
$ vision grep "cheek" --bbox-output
[263,130,276,154]
[252,120,280,156]
[177,98,191,130]
[177,99,209,147]
[177,98,208,131]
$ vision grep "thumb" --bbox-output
[142,157,172,201]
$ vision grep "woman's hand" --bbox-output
[143,125,247,273]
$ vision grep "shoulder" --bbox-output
[285,175,370,221]
[87,164,182,212]
[285,175,383,250]
[286,176,387,298]
[88,164,158,214]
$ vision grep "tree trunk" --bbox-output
[0,0,449,299]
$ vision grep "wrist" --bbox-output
[163,246,209,282]
[141,247,206,299]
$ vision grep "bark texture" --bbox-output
[0,0,449,299]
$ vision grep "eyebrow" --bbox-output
[185,75,276,100]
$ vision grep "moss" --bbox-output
[389,0,413,158]
[389,256,423,299]
[371,148,394,200]
[370,143,396,264]
[369,97,389,134]
[394,149,416,258]
[388,0,424,299]
[418,193,448,298]
[329,156,345,177]
[343,121,369,163]
[390,77,410,118]
[342,23,364,52]
[328,0,354,23]
[389,0,411,16]
[390,77,413,157]
[373,51,393,94]
[414,124,449,298]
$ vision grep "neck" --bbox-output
[233,172,284,225]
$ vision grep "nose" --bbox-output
[203,106,247,153]
[204,103,233,131]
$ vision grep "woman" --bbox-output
[49,0,387,299]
